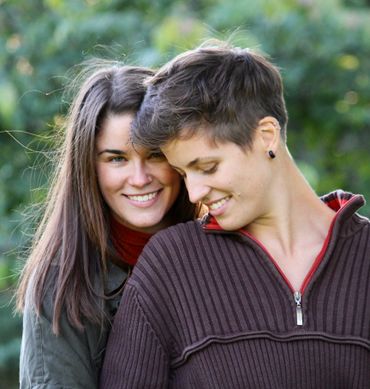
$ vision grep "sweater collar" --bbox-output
[201,190,366,233]
[110,217,153,266]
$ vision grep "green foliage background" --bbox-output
[1,0,369,386]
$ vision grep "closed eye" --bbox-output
[201,164,218,174]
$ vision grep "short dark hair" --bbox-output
[133,41,288,149]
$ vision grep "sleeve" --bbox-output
[99,284,169,389]
[19,284,104,389]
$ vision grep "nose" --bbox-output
[128,161,153,187]
[184,174,210,204]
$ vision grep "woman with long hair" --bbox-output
[16,62,198,388]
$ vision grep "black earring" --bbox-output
[268,150,276,159]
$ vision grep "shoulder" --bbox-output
[342,212,370,239]
[142,217,240,259]
[152,219,204,240]
[127,221,202,286]
[137,220,206,266]
[128,219,236,294]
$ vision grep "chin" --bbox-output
[135,217,164,229]
[217,217,246,231]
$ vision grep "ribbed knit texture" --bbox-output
[100,191,370,389]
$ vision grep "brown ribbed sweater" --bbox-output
[100,191,370,389]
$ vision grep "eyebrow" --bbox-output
[170,157,217,171]
[97,149,126,156]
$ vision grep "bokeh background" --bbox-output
[1,0,370,386]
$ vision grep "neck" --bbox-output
[246,148,335,257]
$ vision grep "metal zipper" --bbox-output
[294,291,303,326]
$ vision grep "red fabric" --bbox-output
[325,197,350,211]
[110,217,153,266]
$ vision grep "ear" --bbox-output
[255,116,281,153]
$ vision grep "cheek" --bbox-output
[96,165,119,195]
[154,164,182,187]
[159,169,182,201]
[165,171,181,187]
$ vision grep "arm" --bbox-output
[99,284,169,389]
[19,285,105,389]
[20,261,127,389]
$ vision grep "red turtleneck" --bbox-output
[110,217,153,266]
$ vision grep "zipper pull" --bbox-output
[294,291,303,326]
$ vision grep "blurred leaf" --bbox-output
[154,15,207,55]
[0,81,18,127]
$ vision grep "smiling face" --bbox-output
[162,131,275,231]
[95,113,181,233]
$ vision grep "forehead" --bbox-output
[162,132,242,167]
[163,132,210,157]
[96,112,151,156]
[97,113,132,141]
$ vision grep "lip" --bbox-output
[123,189,162,208]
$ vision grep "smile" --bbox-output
[125,190,160,203]
[208,196,231,211]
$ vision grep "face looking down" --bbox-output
[95,113,181,233]
[162,131,275,231]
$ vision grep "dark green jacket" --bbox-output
[19,262,127,389]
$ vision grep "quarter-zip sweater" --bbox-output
[100,190,370,389]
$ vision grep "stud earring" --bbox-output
[268,150,276,159]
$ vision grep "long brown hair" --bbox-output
[16,62,197,334]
